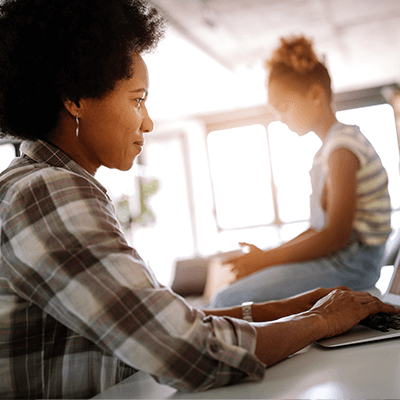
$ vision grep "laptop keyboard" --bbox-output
[359,312,400,332]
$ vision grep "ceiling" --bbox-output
[148,0,400,96]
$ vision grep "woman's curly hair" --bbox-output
[0,0,166,141]
[266,35,332,101]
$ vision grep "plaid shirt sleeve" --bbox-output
[0,155,265,398]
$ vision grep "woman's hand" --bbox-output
[309,288,399,338]
[224,242,267,281]
[253,288,399,366]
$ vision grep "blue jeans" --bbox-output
[210,239,385,308]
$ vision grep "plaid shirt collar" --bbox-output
[20,140,107,194]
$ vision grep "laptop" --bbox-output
[316,254,400,348]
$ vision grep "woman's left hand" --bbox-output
[224,242,267,281]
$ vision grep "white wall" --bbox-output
[143,27,267,123]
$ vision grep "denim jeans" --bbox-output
[209,239,385,308]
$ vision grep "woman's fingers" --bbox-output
[363,296,398,314]
[350,291,398,312]
[310,288,398,338]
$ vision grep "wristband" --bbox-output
[241,301,254,322]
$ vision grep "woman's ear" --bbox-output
[309,83,326,106]
[63,99,81,117]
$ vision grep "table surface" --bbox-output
[93,268,398,399]
[93,337,400,399]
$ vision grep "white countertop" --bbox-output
[93,337,400,399]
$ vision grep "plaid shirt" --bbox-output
[0,140,265,399]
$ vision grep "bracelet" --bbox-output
[241,301,254,322]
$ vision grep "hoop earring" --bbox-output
[75,112,80,138]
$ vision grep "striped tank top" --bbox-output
[309,122,391,246]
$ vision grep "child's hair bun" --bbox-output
[268,35,319,74]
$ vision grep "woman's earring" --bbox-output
[75,112,79,138]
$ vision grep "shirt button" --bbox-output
[209,342,222,353]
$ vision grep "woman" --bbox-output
[0,3,396,399]
[211,36,392,308]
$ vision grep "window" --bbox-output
[207,125,274,229]
[207,103,400,250]
[267,122,321,223]
[0,143,17,173]
[96,132,198,286]
[133,134,196,285]
[207,124,321,230]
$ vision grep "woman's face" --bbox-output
[267,79,316,136]
[77,54,154,174]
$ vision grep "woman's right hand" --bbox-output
[308,288,399,338]
[224,242,267,281]
[253,288,398,367]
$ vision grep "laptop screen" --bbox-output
[384,252,400,306]
[389,264,400,295]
